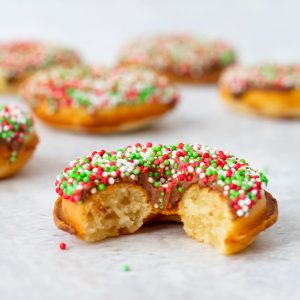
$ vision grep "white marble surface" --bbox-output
[1,1,300,299]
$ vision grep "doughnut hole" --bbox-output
[178,185,234,253]
[77,183,152,242]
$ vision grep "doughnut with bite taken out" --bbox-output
[54,143,277,255]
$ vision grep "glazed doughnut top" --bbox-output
[0,41,80,81]
[22,66,179,113]
[0,104,33,160]
[55,143,269,218]
[220,64,300,96]
[119,35,235,77]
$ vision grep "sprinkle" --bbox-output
[59,242,67,250]
[122,264,130,272]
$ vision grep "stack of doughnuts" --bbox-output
[0,41,81,94]
[21,65,179,133]
[0,104,38,178]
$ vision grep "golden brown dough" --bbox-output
[54,184,277,255]
[0,133,39,179]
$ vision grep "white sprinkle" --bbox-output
[244,198,251,205]
[242,206,249,212]
[120,166,127,172]
[237,209,244,217]
[187,166,194,173]
[238,200,244,206]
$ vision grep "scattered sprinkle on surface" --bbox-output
[59,242,67,250]
[122,264,130,272]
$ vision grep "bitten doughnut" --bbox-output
[219,64,300,117]
[54,143,278,254]
[118,35,236,83]
[21,66,179,133]
[0,104,38,178]
[0,41,81,94]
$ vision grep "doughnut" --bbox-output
[219,64,300,117]
[21,66,179,133]
[0,104,38,178]
[118,35,236,83]
[53,143,278,254]
[0,41,81,94]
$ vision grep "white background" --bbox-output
[0,1,300,299]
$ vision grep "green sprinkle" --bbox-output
[133,169,140,175]
[122,264,130,272]
[139,86,155,102]
[219,51,235,66]
[98,184,106,191]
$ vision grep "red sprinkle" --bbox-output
[59,242,67,250]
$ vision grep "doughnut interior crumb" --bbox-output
[55,182,277,255]
[178,185,233,253]
[82,185,152,242]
